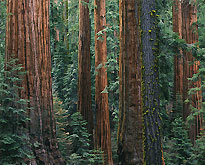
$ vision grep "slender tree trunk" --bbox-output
[54,0,60,42]
[161,144,165,165]
[173,0,184,114]
[78,0,93,144]
[117,0,143,164]
[141,0,162,164]
[182,0,202,143]
[63,0,69,51]
[94,0,113,164]
[5,0,64,164]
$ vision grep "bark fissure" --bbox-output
[117,0,143,164]
[6,0,65,164]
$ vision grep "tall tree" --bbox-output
[141,0,162,164]
[78,0,93,143]
[182,0,202,143]
[117,0,143,164]
[117,0,162,164]
[5,0,64,164]
[94,0,113,164]
[173,0,184,114]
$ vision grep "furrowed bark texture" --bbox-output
[117,0,143,164]
[6,0,64,164]
[141,0,162,164]
[182,0,202,143]
[78,0,93,144]
[94,0,113,164]
[173,0,184,112]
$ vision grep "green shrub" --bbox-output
[0,57,33,164]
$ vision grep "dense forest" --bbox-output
[0,0,204,164]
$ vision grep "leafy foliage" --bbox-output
[0,1,32,163]
[67,112,103,165]
[190,134,205,165]
[0,58,33,164]
[0,0,6,56]
[0,0,204,164]
[164,117,193,165]
[54,101,103,165]
[157,0,174,136]
[158,0,204,164]
[54,97,70,160]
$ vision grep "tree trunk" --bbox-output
[182,0,202,143]
[141,0,162,164]
[94,0,113,164]
[117,0,162,164]
[173,0,184,115]
[5,0,64,164]
[117,0,143,164]
[63,0,69,51]
[78,0,93,145]
[54,0,60,42]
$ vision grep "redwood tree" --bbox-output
[117,0,143,164]
[5,0,64,164]
[182,0,202,143]
[173,0,184,113]
[78,0,93,142]
[94,0,113,164]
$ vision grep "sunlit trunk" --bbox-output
[173,0,184,114]
[182,0,202,144]
[94,0,113,164]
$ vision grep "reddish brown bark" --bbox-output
[94,0,113,164]
[5,0,64,164]
[78,0,93,143]
[117,0,143,164]
[161,144,165,165]
[173,0,183,109]
[182,0,202,143]
[173,0,182,38]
